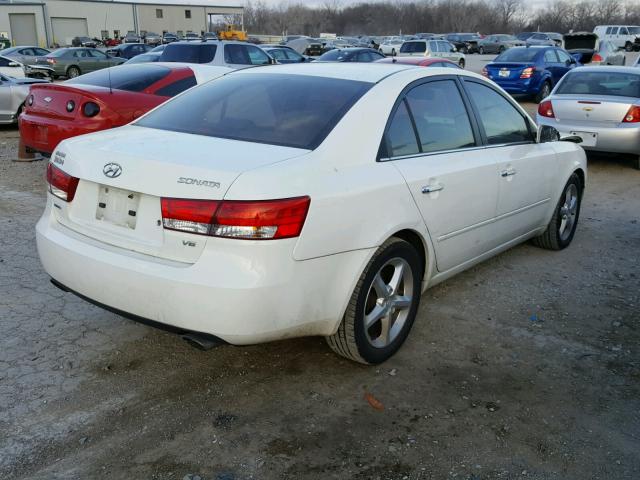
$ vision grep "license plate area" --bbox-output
[95,185,140,229]
[570,131,597,147]
[499,69,510,77]
[34,125,47,143]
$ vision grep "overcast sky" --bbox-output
[250,0,550,7]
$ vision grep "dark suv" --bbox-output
[106,43,153,59]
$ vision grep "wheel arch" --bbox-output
[387,228,436,289]
[573,167,586,195]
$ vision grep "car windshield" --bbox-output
[628,27,640,34]
[67,65,171,91]
[160,44,217,63]
[317,50,353,61]
[136,73,372,149]
[495,48,539,62]
[49,49,71,57]
[556,71,640,97]
[400,42,426,53]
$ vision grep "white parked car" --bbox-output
[593,25,640,52]
[379,36,406,56]
[0,55,25,78]
[36,64,587,364]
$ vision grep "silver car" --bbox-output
[537,66,640,169]
[0,73,47,124]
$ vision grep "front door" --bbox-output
[384,77,501,272]
[462,79,558,243]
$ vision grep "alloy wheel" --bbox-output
[363,257,414,348]
[558,183,578,242]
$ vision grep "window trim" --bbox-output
[377,75,483,161]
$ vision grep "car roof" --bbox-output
[375,57,454,66]
[567,66,640,74]
[232,62,457,83]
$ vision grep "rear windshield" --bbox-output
[556,71,640,97]
[495,48,539,62]
[136,73,372,149]
[317,49,353,61]
[160,44,217,63]
[66,65,171,92]
[400,42,426,53]
[556,72,640,98]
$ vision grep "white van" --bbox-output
[593,25,640,51]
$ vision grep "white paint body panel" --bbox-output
[36,64,587,344]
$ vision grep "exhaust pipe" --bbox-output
[182,332,224,351]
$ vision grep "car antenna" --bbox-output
[104,11,113,94]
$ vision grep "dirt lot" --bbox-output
[1,93,639,479]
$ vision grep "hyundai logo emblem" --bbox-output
[103,162,122,178]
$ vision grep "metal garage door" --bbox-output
[51,17,88,46]
[9,14,38,46]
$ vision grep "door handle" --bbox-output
[500,168,517,177]
[421,183,444,194]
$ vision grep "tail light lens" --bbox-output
[622,105,640,123]
[481,67,488,77]
[592,53,603,63]
[46,163,79,202]
[538,100,555,118]
[83,102,100,117]
[161,196,311,240]
[520,66,535,78]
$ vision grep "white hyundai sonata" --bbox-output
[37,63,587,364]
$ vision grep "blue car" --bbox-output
[482,46,580,102]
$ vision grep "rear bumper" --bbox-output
[537,116,640,154]
[19,113,110,155]
[36,200,371,344]
[491,78,542,95]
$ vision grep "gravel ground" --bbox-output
[1,83,639,479]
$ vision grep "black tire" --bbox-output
[622,57,626,66]
[15,103,25,123]
[479,46,485,55]
[326,237,423,364]
[625,42,633,52]
[499,45,505,53]
[631,155,640,170]
[458,59,465,69]
[462,46,468,54]
[66,66,81,79]
[532,173,582,250]
[391,48,396,57]
[535,80,552,103]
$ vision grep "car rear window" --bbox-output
[556,71,640,97]
[495,48,539,62]
[136,73,372,150]
[317,49,353,61]
[160,44,217,63]
[66,64,171,92]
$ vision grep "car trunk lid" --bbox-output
[27,83,104,120]
[52,126,309,263]
[563,33,597,51]
[551,95,638,123]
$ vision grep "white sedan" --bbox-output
[36,63,587,364]
[379,37,406,56]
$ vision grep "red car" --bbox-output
[19,63,228,156]
[375,57,461,68]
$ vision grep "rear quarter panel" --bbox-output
[546,141,587,222]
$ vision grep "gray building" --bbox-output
[0,0,243,47]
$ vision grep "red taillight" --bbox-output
[520,66,535,79]
[160,196,310,240]
[538,100,555,118]
[622,105,640,123]
[592,53,603,63]
[46,163,79,202]
[481,67,488,77]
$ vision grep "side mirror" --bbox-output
[537,125,560,143]
[451,47,457,52]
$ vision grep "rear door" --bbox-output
[386,77,502,272]
[543,49,563,83]
[462,79,557,242]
